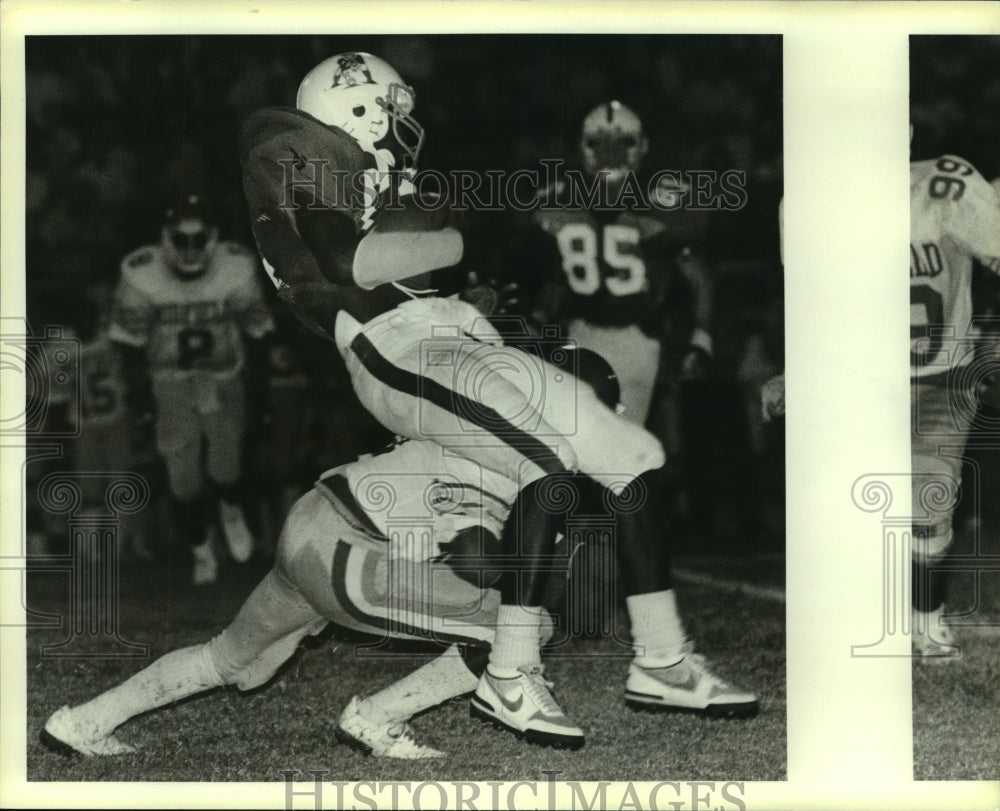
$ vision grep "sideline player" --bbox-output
[74,283,153,560]
[522,100,714,428]
[109,194,275,584]
[509,101,716,618]
[238,52,665,737]
[42,348,757,760]
[909,150,1000,659]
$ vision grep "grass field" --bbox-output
[21,522,1000,785]
[25,553,786,783]
[912,522,1000,781]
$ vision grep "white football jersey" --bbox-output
[910,156,1000,378]
[109,241,274,381]
[344,438,518,563]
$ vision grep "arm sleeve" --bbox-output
[239,107,367,289]
[107,271,152,349]
[228,256,276,340]
[674,246,714,335]
[240,108,372,339]
[240,130,359,290]
[520,212,567,324]
[950,167,1000,274]
[239,107,463,295]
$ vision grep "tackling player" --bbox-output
[109,194,275,584]
[238,52,666,738]
[42,347,757,760]
[909,151,1000,659]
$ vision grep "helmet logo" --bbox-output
[331,53,376,88]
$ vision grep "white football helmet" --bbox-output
[161,194,218,278]
[580,100,649,186]
[297,52,424,174]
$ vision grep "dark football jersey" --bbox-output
[239,107,410,329]
[528,184,696,338]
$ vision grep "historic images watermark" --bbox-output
[1,317,150,658]
[852,325,1000,658]
[279,771,748,811]
[277,159,748,215]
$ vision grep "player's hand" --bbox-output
[494,281,521,315]
[680,328,713,381]
[460,271,521,316]
[761,373,785,421]
[680,347,710,380]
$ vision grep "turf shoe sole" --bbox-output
[625,654,759,718]
[336,696,444,759]
[41,706,137,757]
[470,665,585,750]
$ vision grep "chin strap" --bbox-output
[391,280,439,298]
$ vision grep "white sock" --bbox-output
[626,590,688,667]
[357,645,478,724]
[68,644,224,739]
[488,605,545,675]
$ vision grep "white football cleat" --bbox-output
[219,500,254,563]
[41,706,137,757]
[912,606,960,663]
[470,665,585,750]
[625,648,759,718]
[336,696,444,759]
[191,539,218,586]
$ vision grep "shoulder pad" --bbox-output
[912,155,985,193]
[621,212,666,241]
[531,206,589,232]
[220,240,253,258]
[918,156,998,218]
[211,241,260,285]
[239,106,368,175]
[534,179,566,205]
[121,246,158,273]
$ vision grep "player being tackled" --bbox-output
[42,346,756,761]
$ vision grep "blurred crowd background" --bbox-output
[24,34,784,558]
[910,35,1000,179]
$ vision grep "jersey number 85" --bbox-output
[556,223,647,297]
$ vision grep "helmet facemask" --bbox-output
[162,215,218,279]
[580,101,649,195]
[374,82,424,175]
[297,53,426,178]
